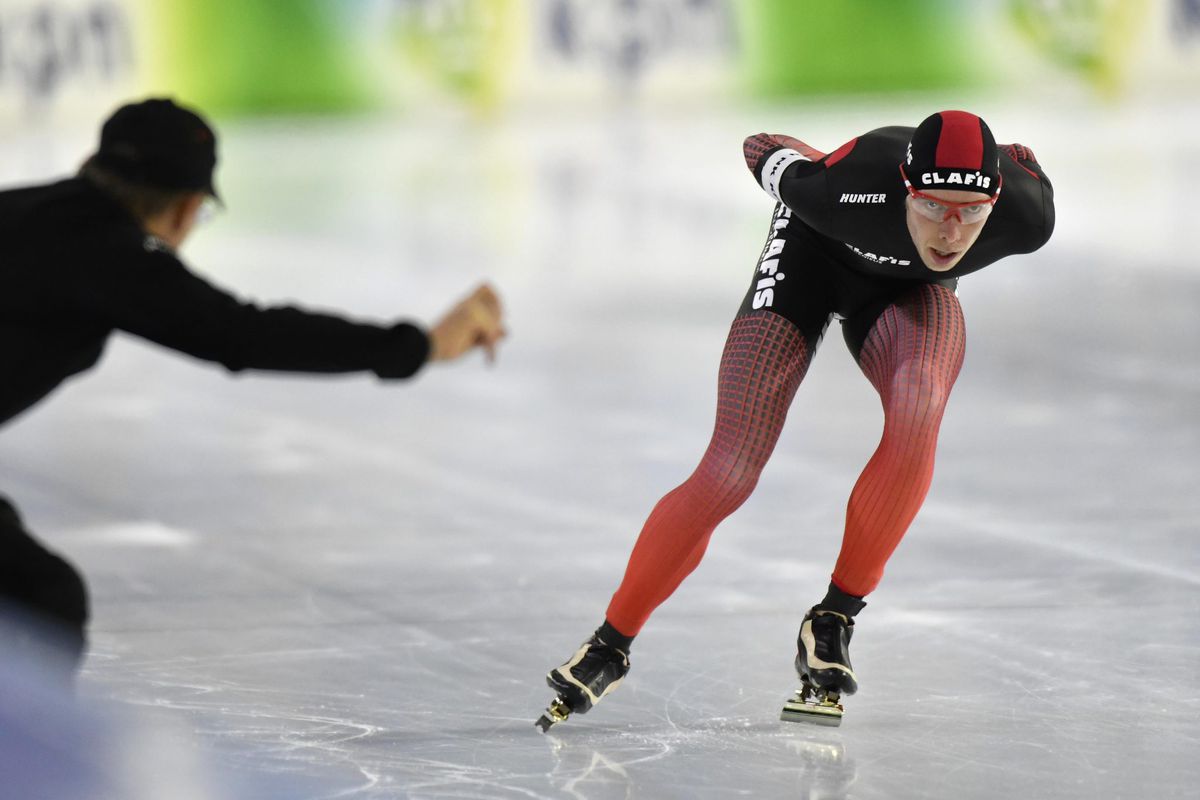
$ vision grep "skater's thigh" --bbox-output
[839,278,960,362]
[735,203,836,353]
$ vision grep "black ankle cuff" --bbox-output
[816,582,867,618]
[597,620,634,652]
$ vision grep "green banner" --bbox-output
[144,0,371,114]
[735,0,982,96]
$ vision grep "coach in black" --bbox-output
[0,98,506,681]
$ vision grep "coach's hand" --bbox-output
[428,283,507,364]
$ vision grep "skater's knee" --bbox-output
[723,459,765,506]
[0,495,21,528]
[887,361,956,417]
[43,554,90,630]
[692,448,766,509]
[0,555,89,680]
[1,549,90,631]
[56,558,90,630]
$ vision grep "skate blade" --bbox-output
[535,696,571,733]
[780,691,843,727]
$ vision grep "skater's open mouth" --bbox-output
[927,247,961,267]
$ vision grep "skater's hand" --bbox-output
[428,283,507,364]
[769,133,808,153]
[743,132,781,173]
[768,134,827,162]
[1000,142,1038,166]
[743,133,827,174]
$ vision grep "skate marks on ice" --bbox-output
[83,652,391,798]
[84,634,602,799]
[92,643,861,799]
[540,717,855,800]
[401,650,857,799]
[834,604,1200,799]
[542,738,635,800]
[524,639,861,800]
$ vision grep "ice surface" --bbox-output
[1,96,1197,799]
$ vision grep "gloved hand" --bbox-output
[743,133,827,174]
[1000,143,1038,165]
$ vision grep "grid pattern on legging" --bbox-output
[606,311,812,636]
[832,284,966,596]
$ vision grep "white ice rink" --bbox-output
[1,96,1198,798]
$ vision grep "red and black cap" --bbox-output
[903,110,1000,197]
[93,98,220,199]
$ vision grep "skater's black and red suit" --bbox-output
[604,124,1055,636]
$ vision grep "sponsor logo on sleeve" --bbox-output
[752,205,793,309]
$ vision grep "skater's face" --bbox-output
[905,188,993,272]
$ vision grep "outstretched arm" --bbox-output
[999,142,1055,248]
[76,249,506,378]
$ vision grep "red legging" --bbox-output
[605,284,966,636]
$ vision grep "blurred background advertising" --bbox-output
[2,0,1197,275]
[0,0,1196,122]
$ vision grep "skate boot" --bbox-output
[781,607,857,726]
[535,633,630,732]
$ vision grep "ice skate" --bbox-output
[781,608,857,726]
[535,633,630,732]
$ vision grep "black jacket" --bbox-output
[0,177,429,426]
